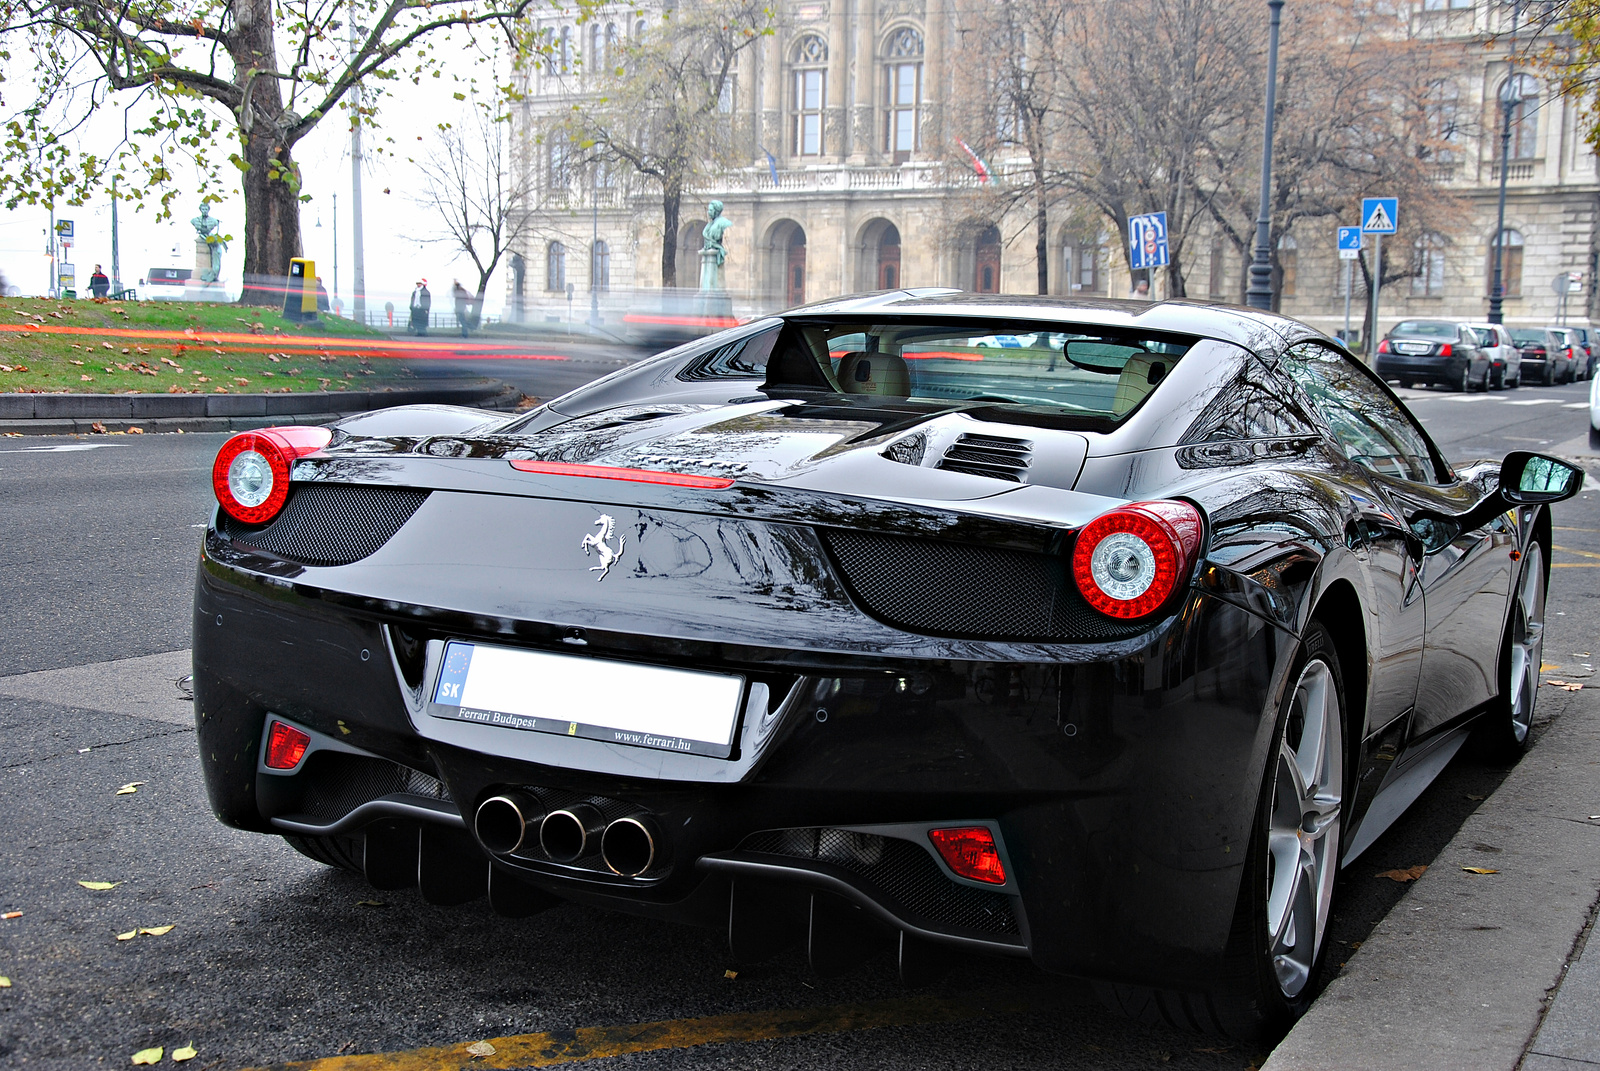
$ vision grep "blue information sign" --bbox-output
[1337,227,1363,252]
[1129,212,1170,271]
[1360,198,1398,234]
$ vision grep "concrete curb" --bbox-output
[0,378,511,421]
[1263,688,1600,1071]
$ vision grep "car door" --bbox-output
[1278,342,1425,736]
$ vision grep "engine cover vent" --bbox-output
[935,433,1032,482]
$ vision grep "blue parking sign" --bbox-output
[1129,212,1170,271]
[1337,227,1362,251]
[1360,198,1398,234]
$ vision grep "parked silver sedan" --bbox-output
[1468,322,1521,389]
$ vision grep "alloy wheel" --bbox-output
[1266,659,1342,1000]
[1460,364,1472,392]
[1507,543,1546,744]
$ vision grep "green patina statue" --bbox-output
[190,203,228,284]
[699,200,732,292]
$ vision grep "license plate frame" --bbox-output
[429,640,746,759]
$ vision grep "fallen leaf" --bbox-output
[355,899,385,907]
[80,374,94,381]
[139,925,175,936]
[69,358,84,365]
[0,977,10,988]
[101,342,113,350]
[90,422,107,434]
[79,881,122,891]
[1462,867,1500,875]
[1377,865,1427,883]
[466,1041,496,1058]
[172,1044,197,1062]
[115,782,146,795]
[131,1047,163,1065]
[116,930,138,941]
[723,969,738,979]
[128,427,144,434]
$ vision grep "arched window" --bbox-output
[1277,234,1298,298]
[882,27,924,160]
[547,241,566,292]
[792,35,828,157]
[1500,74,1540,161]
[1488,228,1524,298]
[591,240,610,293]
[634,18,646,39]
[559,26,573,72]
[1410,232,1445,296]
[605,23,618,70]
[589,24,601,70]
[1424,80,1462,162]
[547,139,570,190]
[1064,235,1102,294]
[974,224,1001,293]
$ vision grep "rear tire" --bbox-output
[284,833,365,874]
[1473,542,1547,762]
[1096,623,1348,1041]
[1544,360,1556,386]
[1491,365,1505,390]
[1397,378,1413,390]
[1457,364,1472,392]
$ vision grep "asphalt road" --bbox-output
[1,368,1597,1070]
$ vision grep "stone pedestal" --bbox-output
[185,238,224,299]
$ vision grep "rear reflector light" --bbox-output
[928,827,1007,885]
[1377,339,1390,354]
[264,721,311,770]
[1071,500,1204,620]
[212,426,333,524]
[1439,342,1452,357]
[508,459,735,489]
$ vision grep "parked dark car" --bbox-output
[194,294,1583,1042]
[1560,325,1595,380]
[1508,328,1578,385]
[1375,319,1490,391]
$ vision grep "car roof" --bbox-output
[776,290,1326,353]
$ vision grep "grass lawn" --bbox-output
[0,296,421,394]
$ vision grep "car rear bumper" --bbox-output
[1376,354,1461,383]
[192,525,1296,988]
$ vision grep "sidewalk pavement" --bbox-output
[1264,684,1600,1071]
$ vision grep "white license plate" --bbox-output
[1396,342,1433,355]
[430,641,746,758]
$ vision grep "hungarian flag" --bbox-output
[957,140,991,184]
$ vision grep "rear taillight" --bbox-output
[264,720,311,770]
[1071,500,1204,620]
[928,827,1007,884]
[1377,339,1390,354]
[212,426,333,524]
[1439,342,1452,357]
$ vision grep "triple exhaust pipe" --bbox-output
[474,792,661,877]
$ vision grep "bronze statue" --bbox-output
[190,202,228,283]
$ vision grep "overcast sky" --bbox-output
[0,29,506,317]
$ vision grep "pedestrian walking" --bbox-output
[88,264,110,299]
[452,280,471,338]
[409,279,431,336]
[1128,278,1150,301]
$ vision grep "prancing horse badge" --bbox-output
[581,513,626,580]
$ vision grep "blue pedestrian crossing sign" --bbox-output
[1129,212,1170,271]
[1361,198,1398,234]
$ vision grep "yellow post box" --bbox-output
[285,258,317,320]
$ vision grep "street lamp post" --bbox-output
[1489,0,1523,325]
[1246,0,1285,311]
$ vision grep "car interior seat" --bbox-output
[837,352,911,397]
[1111,353,1169,416]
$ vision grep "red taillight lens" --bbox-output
[508,459,735,489]
[1377,339,1390,354]
[928,827,1007,885]
[1071,500,1203,620]
[1439,342,1452,357]
[211,426,332,524]
[264,720,311,770]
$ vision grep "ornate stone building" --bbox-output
[508,0,1598,339]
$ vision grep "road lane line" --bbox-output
[1554,545,1600,561]
[249,989,1049,1071]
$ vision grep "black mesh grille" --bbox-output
[222,484,429,566]
[297,752,450,821]
[821,529,1148,642]
[740,828,1020,937]
[936,433,1032,482]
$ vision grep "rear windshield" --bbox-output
[766,319,1195,421]
[1471,327,1497,346]
[1509,330,1544,345]
[1391,321,1456,339]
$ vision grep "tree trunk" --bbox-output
[1034,177,1049,296]
[229,0,304,306]
[661,184,682,288]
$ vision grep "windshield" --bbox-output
[1471,328,1497,346]
[1509,330,1543,345]
[767,319,1195,421]
[1391,321,1455,339]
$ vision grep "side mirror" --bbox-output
[1500,451,1584,505]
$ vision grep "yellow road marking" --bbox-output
[1553,544,1600,560]
[248,989,1049,1071]
[1554,526,1600,533]
[1552,563,1600,568]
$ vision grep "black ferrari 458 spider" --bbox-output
[193,292,1583,1039]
